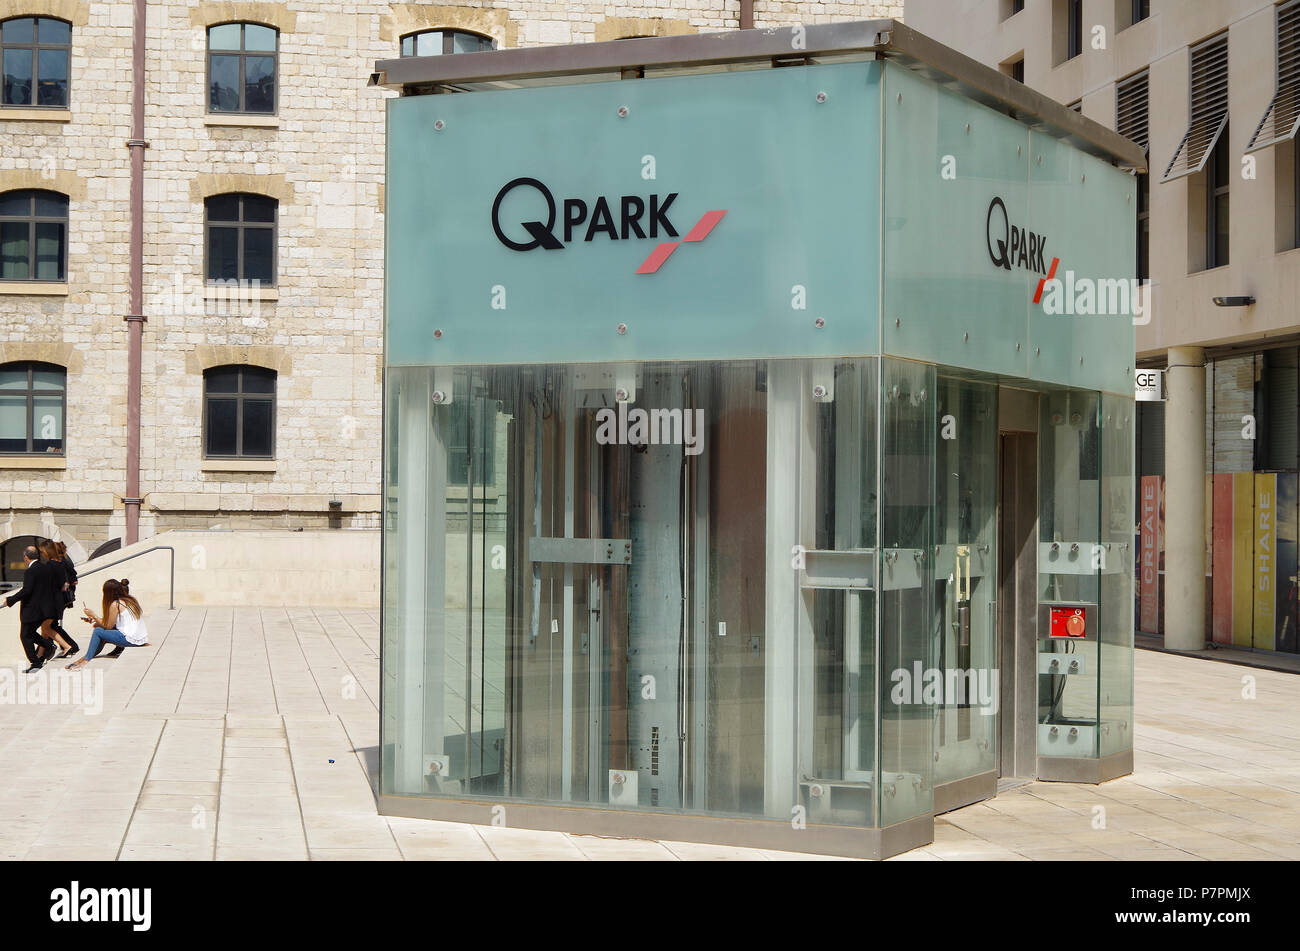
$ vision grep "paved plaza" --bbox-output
[0,608,1296,861]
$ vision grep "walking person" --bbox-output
[40,539,79,659]
[67,579,150,669]
[0,545,62,673]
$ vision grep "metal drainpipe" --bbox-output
[124,0,147,545]
[740,0,754,30]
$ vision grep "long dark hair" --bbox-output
[102,578,143,623]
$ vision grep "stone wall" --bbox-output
[3,0,901,558]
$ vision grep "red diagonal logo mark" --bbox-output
[1033,257,1060,303]
[636,242,680,274]
[637,210,727,273]
[683,210,727,242]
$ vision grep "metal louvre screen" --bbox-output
[1116,70,1149,151]
[1162,33,1229,181]
[1247,0,1300,153]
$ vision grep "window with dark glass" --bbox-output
[1256,348,1299,471]
[1117,70,1150,280]
[0,190,67,281]
[207,22,277,113]
[205,193,276,285]
[1,17,69,107]
[1067,0,1083,59]
[1131,0,1150,25]
[204,365,275,458]
[0,362,65,455]
[1136,174,1150,281]
[399,29,495,57]
[1207,124,1230,268]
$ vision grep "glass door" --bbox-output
[932,376,998,788]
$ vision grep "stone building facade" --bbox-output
[0,0,901,570]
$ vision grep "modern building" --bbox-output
[0,0,901,588]
[904,0,1300,655]
[376,20,1139,857]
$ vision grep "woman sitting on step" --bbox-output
[66,578,150,669]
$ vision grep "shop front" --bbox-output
[375,20,1142,858]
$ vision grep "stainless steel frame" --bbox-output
[1037,749,1134,784]
[997,391,1040,782]
[379,793,934,860]
[934,770,997,814]
[373,19,1145,171]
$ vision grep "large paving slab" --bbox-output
[0,609,1296,860]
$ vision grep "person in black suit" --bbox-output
[40,539,79,658]
[2,545,61,673]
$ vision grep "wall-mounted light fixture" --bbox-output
[1213,296,1255,307]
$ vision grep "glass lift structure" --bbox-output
[375,20,1143,858]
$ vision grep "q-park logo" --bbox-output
[490,177,727,274]
[985,196,1049,277]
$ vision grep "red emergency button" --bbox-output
[1049,606,1087,638]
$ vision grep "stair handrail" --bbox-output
[76,545,175,611]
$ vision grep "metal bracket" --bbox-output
[811,359,835,403]
[529,537,632,565]
[608,769,639,806]
[431,367,454,405]
[799,548,874,590]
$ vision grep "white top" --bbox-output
[113,602,148,645]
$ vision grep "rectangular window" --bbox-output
[1207,123,1230,268]
[1067,0,1083,59]
[0,220,28,279]
[1117,70,1150,280]
[207,22,277,114]
[1,17,71,108]
[1258,348,1299,471]
[205,398,238,456]
[2,48,32,105]
[203,365,275,459]
[0,363,65,455]
[1122,0,1150,29]
[0,391,25,453]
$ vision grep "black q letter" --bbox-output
[492,178,563,251]
[986,197,1012,271]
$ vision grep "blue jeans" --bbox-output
[84,627,131,660]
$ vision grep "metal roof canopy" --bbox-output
[373,19,1147,172]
